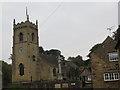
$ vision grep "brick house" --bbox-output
[89,36,119,88]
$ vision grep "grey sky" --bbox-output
[1,2,118,64]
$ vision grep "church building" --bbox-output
[12,9,59,83]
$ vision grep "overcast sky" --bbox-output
[1,1,119,64]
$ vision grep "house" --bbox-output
[61,60,78,81]
[89,36,119,88]
[80,68,91,82]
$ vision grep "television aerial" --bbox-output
[107,26,115,37]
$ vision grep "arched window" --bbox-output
[33,55,35,61]
[31,33,35,41]
[19,63,24,76]
[19,32,23,41]
[53,68,56,76]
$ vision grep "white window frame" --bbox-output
[104,73,119,81]
[109,52,118,61]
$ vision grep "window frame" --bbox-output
[19,63,24,76]
[104,72,119,81]
[108,52,118,61]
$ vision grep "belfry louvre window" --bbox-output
[19,32,23,41]
[109,52,118,61]
[31,33,35,41]
[104,73,119,81]
[33,55,35,61]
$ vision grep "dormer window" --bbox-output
[109,52,118,61]
[19,32,23,42]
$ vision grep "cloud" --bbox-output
[2,2,118,63]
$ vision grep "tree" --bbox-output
[89,43,101,52]
[84,59,91,71]
[84,59,90,66]
[43,49,65,60]
[68,55,84,67]
[45,49,61,56]
[87,43,102,58]
[68,67,80,81]
[39,46,44,54]
[2,61,12,87]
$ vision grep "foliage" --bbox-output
[89,43,101,52]
[87,43,101,59]
[2,61,12,87]
[39,46,44,53]
[84,59,90,66]
[68,55,84,67]
[41,47,65,60]
[84,59,91,71]
[44,49,61,56]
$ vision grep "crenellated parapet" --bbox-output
[13,20,38,31]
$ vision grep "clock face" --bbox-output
[19,47,24,52]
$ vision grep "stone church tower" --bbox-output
[12,9,39,83]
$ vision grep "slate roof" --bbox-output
[90,36,117,60]
[40,53,58,67]
[67,61,78,69]
[61,60,78,74]
[80,68,91,76]
[39,52,78,73]
[115,39,120,49]
[115,26,120,49]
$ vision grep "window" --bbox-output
[115,73,119,79]
[31,33,35,41]
[104,73,119,81]
[33,55,35,61]
[19,63,24,76]
[53,68,56,76]
[109,52,118,61]
[19,32,23,41]
[63,62,65,66]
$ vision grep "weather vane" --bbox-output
[26,7,29,21]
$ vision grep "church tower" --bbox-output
[12,8,39,83]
